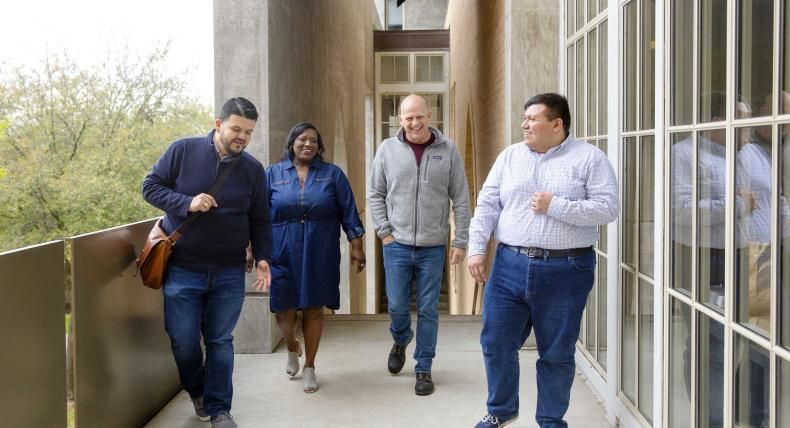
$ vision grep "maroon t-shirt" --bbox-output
[404,133,435,166]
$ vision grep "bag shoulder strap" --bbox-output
[168,156,242,242]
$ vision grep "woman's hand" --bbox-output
[350,237,366,273]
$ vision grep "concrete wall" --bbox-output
[214,0,375,315]
[404,0,449,29]
[446,0,560,313]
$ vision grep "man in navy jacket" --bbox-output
[142,97,272,428]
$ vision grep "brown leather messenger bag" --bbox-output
[136,156,240,289]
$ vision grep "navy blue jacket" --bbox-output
[142,130,272,268]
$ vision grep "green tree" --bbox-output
[0,48,212,252]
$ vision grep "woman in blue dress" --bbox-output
[266,122,365,393]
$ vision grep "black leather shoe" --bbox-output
[415,372,434,395]
[388,342,408,374]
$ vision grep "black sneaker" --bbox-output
[474,413,518,427]
[415,372,434,396]
[387,331,413,374]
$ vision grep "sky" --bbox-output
[0,0,214,105]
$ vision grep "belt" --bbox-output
[499,243,593,258]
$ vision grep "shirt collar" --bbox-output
[285,157,327,170]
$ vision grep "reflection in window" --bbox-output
[699,0,728,123]
[599,140,608,252]
[641,0,655,130]
[671,0,693,125]
[737,0,774,118]
[668,298,691,426]
[588,28,598,137]
[697,314,724,428]
[783,126,790,348]
[597,255,608,369]
[670,132,693,294]
[637,279,654,423]
[623,138,637,268]
[576,37,585,137]
[734,335,770,427]
[782,0,790,114]
[621,271,637,402]
[640,136,655,278]
[735,126,772,336]
[780,358,790,426]
[600,21,608,134]
[697,129,728,311]
[624,1,637,132]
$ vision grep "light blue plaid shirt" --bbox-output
[468,135,619,256]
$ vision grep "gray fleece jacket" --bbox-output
[368,127,471,248]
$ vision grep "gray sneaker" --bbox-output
[211,411,237,428]
[191,397,210,422]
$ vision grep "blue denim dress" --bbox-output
[266,159,364,311]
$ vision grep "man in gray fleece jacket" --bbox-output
[368,95,471,396]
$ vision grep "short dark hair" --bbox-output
[219,97,258,121]
[524,93,571,135]
[284,122,325,161]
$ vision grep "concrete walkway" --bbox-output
[146,316,611,428]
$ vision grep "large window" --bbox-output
[620,0,656,424]
[565,0,609,374]
[666,0,788,427]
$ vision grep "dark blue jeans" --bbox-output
[162,263,246,417]
[383,242,446,373]
[481,245,595,428]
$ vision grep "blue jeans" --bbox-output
[162,263,246,417]
[383,242,446,373]
[481,245,595,428]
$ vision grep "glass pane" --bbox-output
[417,93,443,122]
[699,0,728,123]
[381,94,408,139]
[585,275,597,354]
[640,136,655,278]
[430,55,443,81]
[588,28,598,137]
[599,0,607,14]
[641,0,656,130]
[697,314,724,427]
[671,132,694,293]
[638,279,654,423]
[596,255,608,370]
[576,0,584,32]
[733,335,770,427]
[623,137,638,268]
[567,0,575,37]
[698,129,728,311]
[395,56,409,82]
[568,46,575,129]
[668,298,692,427]
[381,56,395,83]
[735,126,773,336]
[783,126,790,348]
[777,123,790,348]
[386,0,402,30]
[782,0,790,114]
[588,0,598,22]
[600,20,608,134]
[737,0,774,119]
[576,37,585,137]
[599,140,609,252]
[671,0,694,125]
[621,270,637,403]
[416,55,430,82]
[624,1,638,132]
[779,357,790,426]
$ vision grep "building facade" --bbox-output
[214,0,789,426]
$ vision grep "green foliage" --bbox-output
[0,48,212,252]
